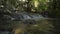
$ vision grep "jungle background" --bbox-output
[0,0,60,34]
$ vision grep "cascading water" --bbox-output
[10,12,44,21]
[0,12,46,34]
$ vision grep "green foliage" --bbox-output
[26,19,53,34]
[0,0,59,34]
[47,0,60,18]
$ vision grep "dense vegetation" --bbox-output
[0,0,60,34]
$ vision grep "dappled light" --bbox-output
[34,0,39,7]
[0,0,60,34]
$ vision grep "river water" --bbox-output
[0,12,46,34]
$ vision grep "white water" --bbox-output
[10,12,44,21]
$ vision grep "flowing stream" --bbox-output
[0,12,47,34]
[10,12,44,21]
